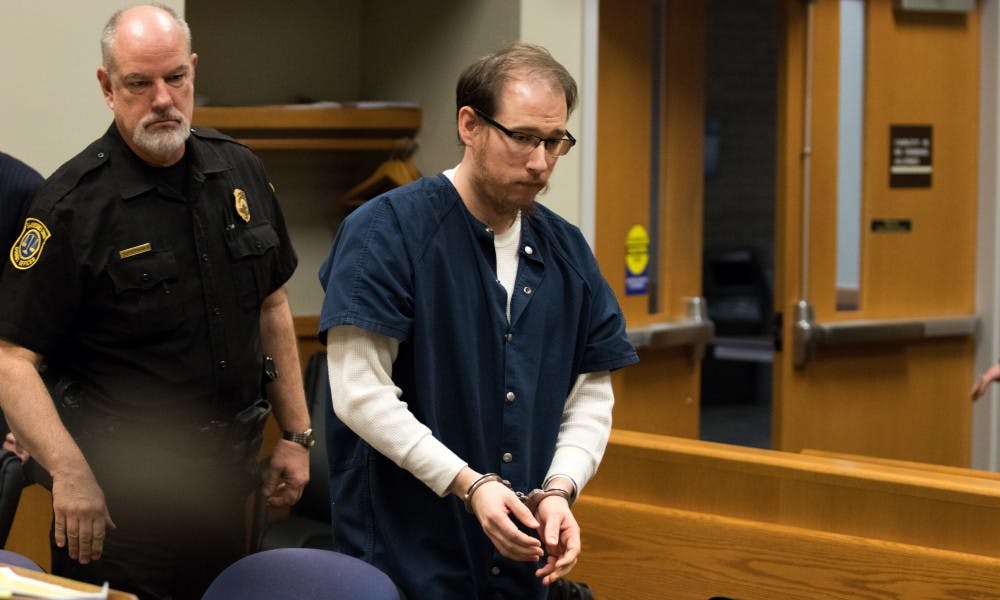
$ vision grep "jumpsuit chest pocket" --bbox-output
[225,222,279,309]
[104,250,184,338]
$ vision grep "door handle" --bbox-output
[626,297,715,361]
[792,300,978,367]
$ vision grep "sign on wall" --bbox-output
[889,125,932,188]
[625,224,649,296]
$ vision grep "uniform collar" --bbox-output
[104,123,229,201]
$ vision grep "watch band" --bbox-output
[282,427,316,449]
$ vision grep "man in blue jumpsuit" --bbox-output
[0,6,311,598]
[318,42,638,598]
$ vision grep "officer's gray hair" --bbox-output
[101,4,192,73]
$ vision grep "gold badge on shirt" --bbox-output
[233,188,251,223]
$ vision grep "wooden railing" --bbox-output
[571,431,1000,598]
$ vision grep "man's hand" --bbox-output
[468,481,544,562]
[261,438,309,507]
[50,467,115,564]
[533,495,580,585]
[971,363,1000,401]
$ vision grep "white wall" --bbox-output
[359,0,520,175]
[359,0,592,230]
[0,1,184,177]
[520,0,588,230]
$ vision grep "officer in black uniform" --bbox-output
[0,6,311,599]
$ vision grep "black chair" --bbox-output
[256,351,333,550]
[0,449,25,548]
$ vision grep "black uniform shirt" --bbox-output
[0,124,297,427]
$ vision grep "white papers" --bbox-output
[0,567,108,599]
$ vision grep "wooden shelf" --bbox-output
[191,104,421,152]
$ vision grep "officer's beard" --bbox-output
[133,109,191,163]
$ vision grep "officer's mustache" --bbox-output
[140,109,187,129]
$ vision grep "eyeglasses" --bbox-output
[472,108,576,157]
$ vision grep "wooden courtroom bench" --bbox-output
[571,430,1000,598]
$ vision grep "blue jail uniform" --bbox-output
[318,174,637,599]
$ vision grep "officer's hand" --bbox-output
[470,482,544,562]
[262,439,309,507]
[51,467,115,564]
[533,496,580,585]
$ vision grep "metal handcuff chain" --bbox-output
[463,473,573,514]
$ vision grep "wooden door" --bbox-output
[773,0,979,465]
[596,0,706,438]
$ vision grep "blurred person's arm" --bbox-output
[0,339,114,564]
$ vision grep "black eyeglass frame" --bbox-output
[471,107,577,157]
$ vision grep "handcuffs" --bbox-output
[463,473,573,514]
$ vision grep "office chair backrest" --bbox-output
[201,548,399,600]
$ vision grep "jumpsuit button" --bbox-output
[505,391,515,403]
[523,286,532,295]
[502,452,513,463]
[505,333,513,342]
[524,246,533,255]
[490,566,500,576]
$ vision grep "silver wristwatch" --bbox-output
[281,428,316,449]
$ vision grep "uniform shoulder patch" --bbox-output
[9,218,52,270]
